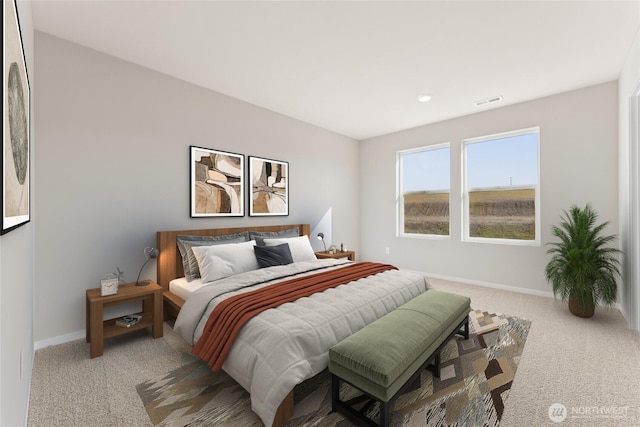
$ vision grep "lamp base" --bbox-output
[135,280,150,286]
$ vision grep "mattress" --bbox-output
[168,277,207,301]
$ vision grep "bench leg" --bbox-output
[331,374,340,412]
[331,373,387,427]
[426,351,441,378]
[433,353,441,378]
[380,401,391,427]
[456,315,470,340]
[463,315,469,339]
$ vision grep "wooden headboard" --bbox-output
[156,224,310,292]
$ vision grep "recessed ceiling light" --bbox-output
[418,94,432,103]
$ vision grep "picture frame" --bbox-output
[190,146,244,217]
[249,156,289,216]
[2,0,30,235]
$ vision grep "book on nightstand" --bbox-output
[115,314,142,328]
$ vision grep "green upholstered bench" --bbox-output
[328,289,471,427]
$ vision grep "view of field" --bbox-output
[404,191,450,235]
[403,187,535,240]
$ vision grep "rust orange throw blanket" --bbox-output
[192,262,397,371]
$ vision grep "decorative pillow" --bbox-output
[254,244,294,268]
[177,232,249,281]
[191,240,259,283]
[263,235,316,263]
[182,240,233,282]
[249,227,300,246]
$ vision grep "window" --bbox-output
[398,144,450,237]
[463,128,539,244]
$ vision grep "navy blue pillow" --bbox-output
[254,244,294,268]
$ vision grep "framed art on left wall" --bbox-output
[2,0,30,235]
[190,146,245,217]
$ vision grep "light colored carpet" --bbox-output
[28,279,640,426]
[430,278,640,427]
[27,324,195,427]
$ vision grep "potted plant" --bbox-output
[545,203,621,318]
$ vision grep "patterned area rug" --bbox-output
[136,309,530,427]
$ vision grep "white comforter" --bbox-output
[174,259,430,426]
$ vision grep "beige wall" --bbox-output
[359,82,619,296]
[1,2,35,426]
[34,32,359,343]
[7,9,635,427]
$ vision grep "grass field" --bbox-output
[404,191,449,235]
[403,187,535,239]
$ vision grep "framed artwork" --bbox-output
[2,0,30,235]
[249,156,289,216]
[190,146,244,217]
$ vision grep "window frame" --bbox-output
[461,127,541,246]
[397,142,451,239]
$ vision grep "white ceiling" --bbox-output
[31,1,640,140]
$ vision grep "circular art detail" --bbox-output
[8,61,28,185]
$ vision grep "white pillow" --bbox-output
[191,240,259,283]
[263,235,316,263]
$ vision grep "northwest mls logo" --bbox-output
[548,403,630,422]
[548,403,568,423]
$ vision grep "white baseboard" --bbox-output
[405,269,625,313]
[34,329,85,351]
[35,302,142,351]
[617,303,633,326]
[402,269,556,299]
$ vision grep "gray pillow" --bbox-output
[254,244,294,268]
[249,227,300,246]
[177,232,249,281]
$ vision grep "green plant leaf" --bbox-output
[545,203,621,314]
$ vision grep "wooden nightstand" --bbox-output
[86,281,163,358]
[315,250,355,261]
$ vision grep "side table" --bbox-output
[315,250,356,261]
[86,281,163,358]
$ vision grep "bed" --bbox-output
[157,225,312,320]
[156,224,430,426]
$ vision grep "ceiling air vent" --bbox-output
[474,95,503,107]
